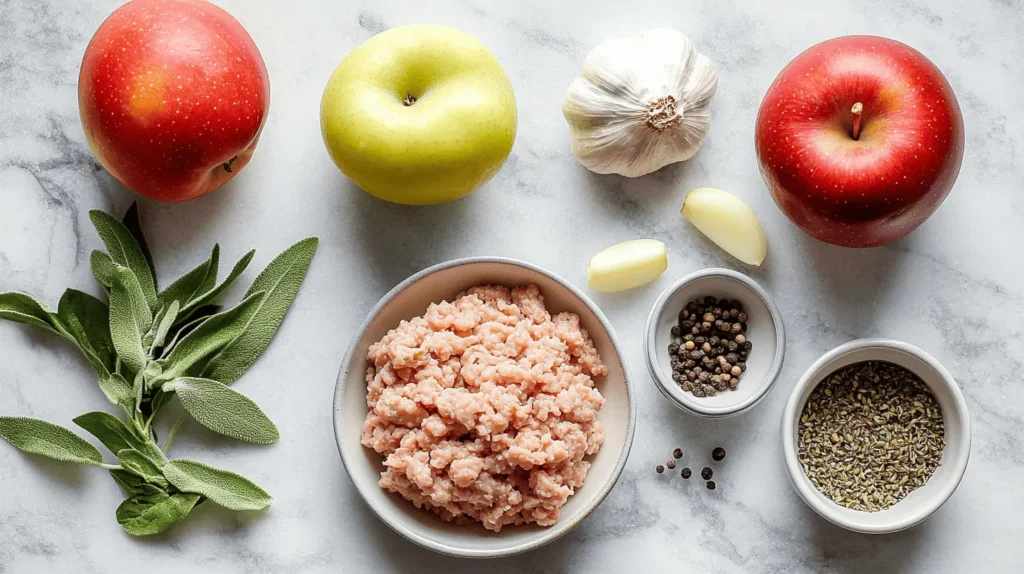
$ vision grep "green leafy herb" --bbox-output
[157,292,265,382]
[0,417,104,466]
[98,373,135,412]
[0,203,317,536]
[182,249,255,316]
[89,209,158,310]
[0,292,61,333]
[118,449,169,487]
[163,459,272,511]
[108,266,153,373]
[151,299,179,351]
[120,202,156,284]
[158,244,220,312]
[203,237,319,384]
[73,412,163,463]
[57,288,116,375]
[116,484,200,536]
[164,377,279,444]
[90,250,118,289]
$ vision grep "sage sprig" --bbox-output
[0,204,317,536]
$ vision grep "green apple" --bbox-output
[320,25,517,205]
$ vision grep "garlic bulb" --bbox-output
[563,29,718,177]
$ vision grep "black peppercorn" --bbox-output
[704,296,716,305]
[737,312,748,323]
[687,301,700,313]
[728,341,739,352]
[671,372,682,382]
[666,460,676,469]
[695,336,706,345]
[656,465,665,474]
[743,341,753,352]
[701,467,713,480]
[712,447,726,461]
[673,448,683,459]
[680,320,694,331]
[706,480,716,490]
[668,342,680,354]
[681,467,691,479]
[670,326,681,338]
[709,336,720,346]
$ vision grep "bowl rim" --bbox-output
[780,338,972,534]
[643,267,786,417]
[333,256,637,558]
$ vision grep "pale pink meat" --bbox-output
[360,284,607,532]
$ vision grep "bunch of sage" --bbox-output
[0,204,317,536]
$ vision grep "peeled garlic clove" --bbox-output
[681,188,767,266]
[587,239,668,292]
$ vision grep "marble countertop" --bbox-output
[1,0,1022,571]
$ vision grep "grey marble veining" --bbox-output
[1,0,1022,571]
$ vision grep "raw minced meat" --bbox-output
[360,284,607,532]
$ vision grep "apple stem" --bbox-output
[403,93,417,107]
[222,155,238,173]
[851,102,863,141]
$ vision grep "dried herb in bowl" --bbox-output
[797,361,945,512]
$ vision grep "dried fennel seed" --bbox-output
[797,361,945,512]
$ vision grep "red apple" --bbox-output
[755,35,964,247]
[79,0,269,202]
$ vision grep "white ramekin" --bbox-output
[644,268,786,418]
[781,338,971,533]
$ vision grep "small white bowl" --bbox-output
[781,339,971,533]
[644,268,786,417]
[334,257,635,558]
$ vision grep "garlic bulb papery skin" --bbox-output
[563,29,719,178]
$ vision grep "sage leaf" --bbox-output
[90,209,158,310]
[159,307,218,358]
[72,412,164,463]
[163,459,272,511]
[108,266,153,373]
[110,468,146,493]
[151,300,179,351]
[121,202,157,288]
[98,372,135,411]
[182,249,255,315]
[158,292,264,381]
[116,484,200,536]
[57,289,115,374]
[203,238,318,384]
[90,250,118,289]
[158,244,219,312]
[163,377,279,444]
[0,292,61,333]
[118,449,169,487]
[0,417,103,465]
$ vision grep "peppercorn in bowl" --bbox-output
[781,339,971,534]
[644,268,786,417]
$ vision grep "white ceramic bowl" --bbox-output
[781,339,971,533]
[644,268,785,417]
[334,257,636,558]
